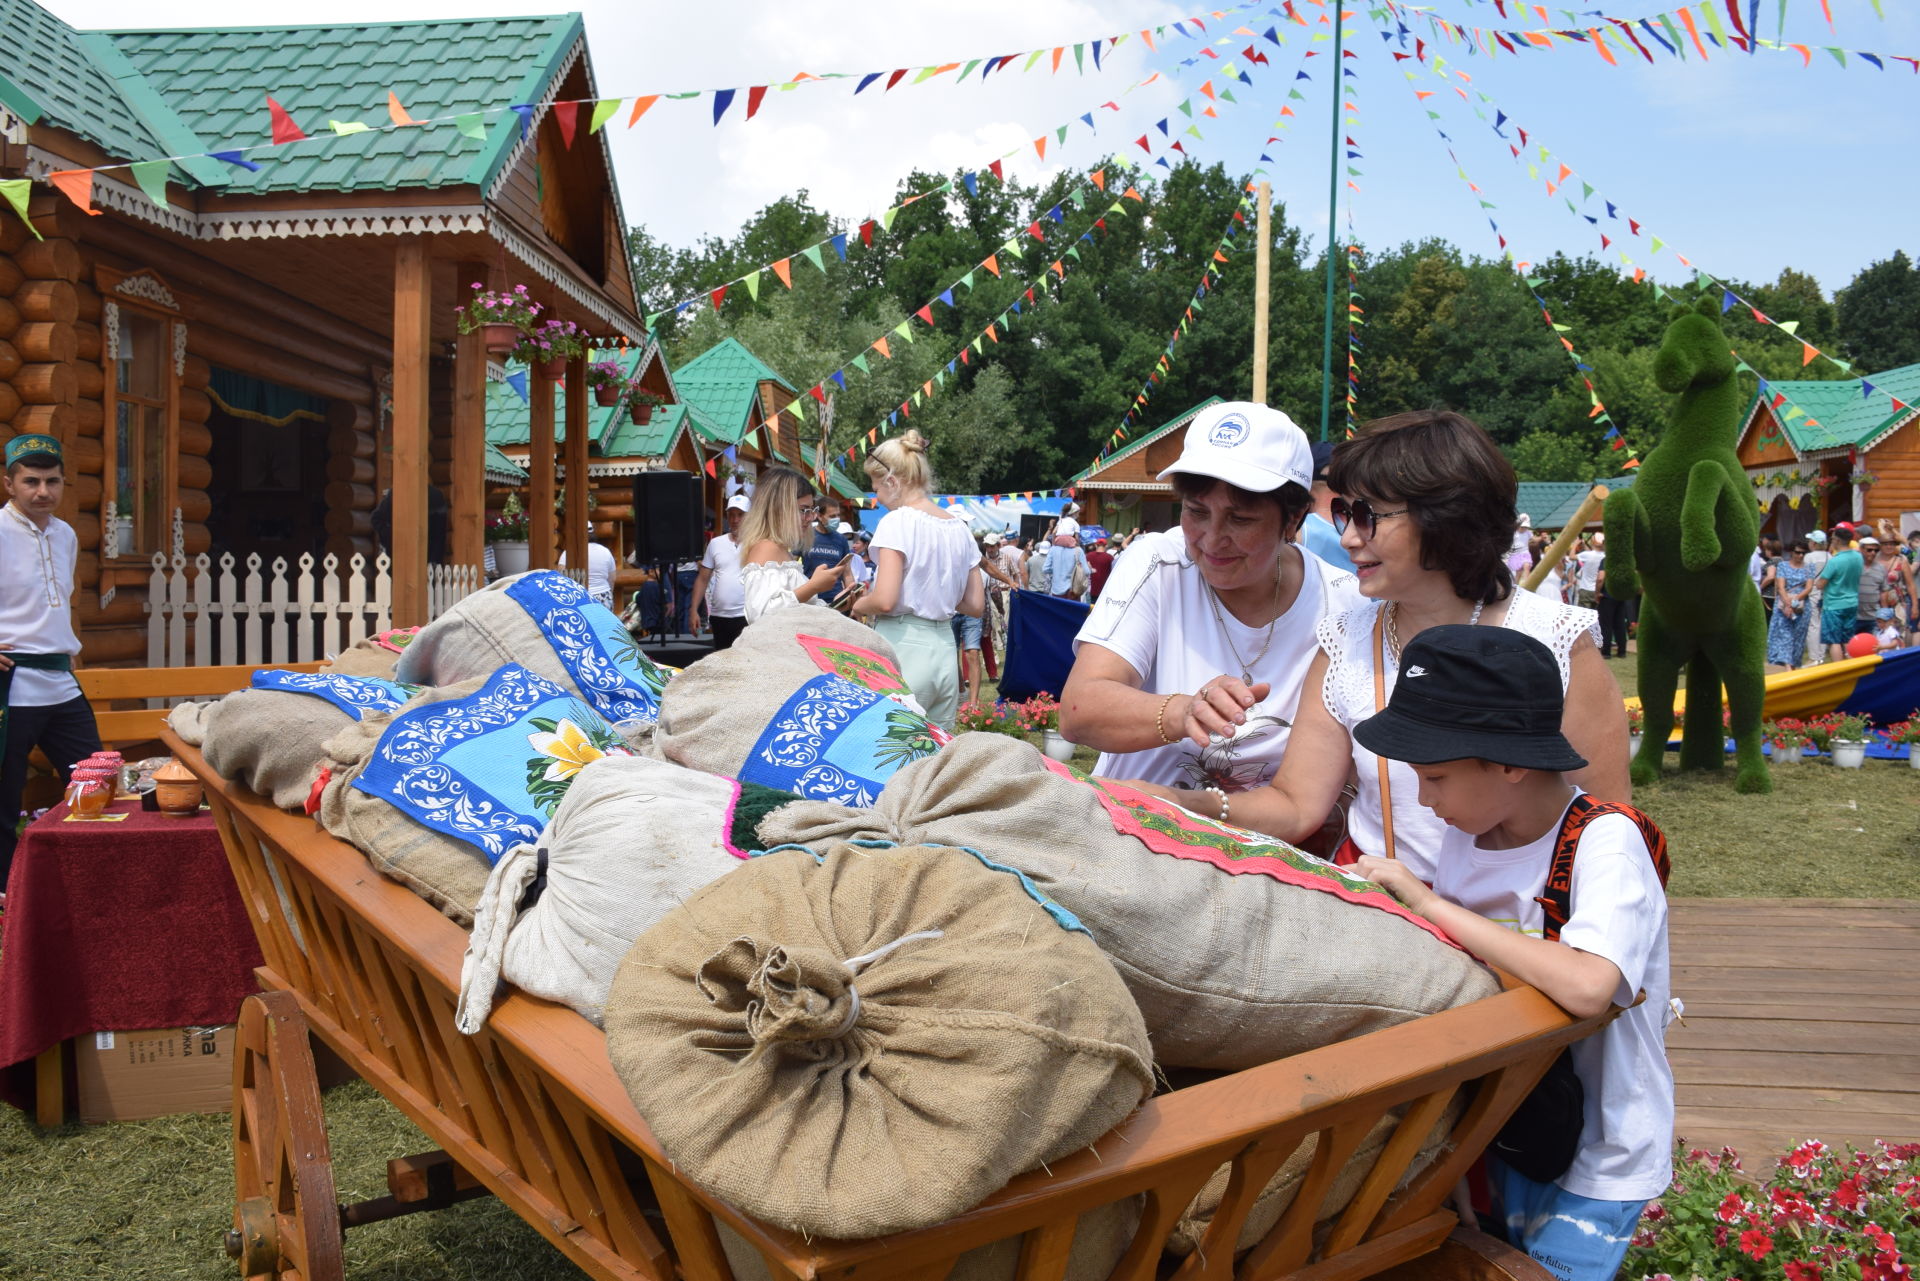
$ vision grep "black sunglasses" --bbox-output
[1329,496,1410,539]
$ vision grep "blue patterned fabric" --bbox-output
[742,673,947,807]
[351,663,629,863]
[505,570,668,725]
[249,670,420,720]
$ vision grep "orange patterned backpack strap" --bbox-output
[1535,794,1670,942]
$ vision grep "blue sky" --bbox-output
[51,0,1920,296]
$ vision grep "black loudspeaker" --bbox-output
[1019,513,1052,545]
[632,471,705,563]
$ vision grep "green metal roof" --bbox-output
[1513,475,1637,529]
[1739,362,1920,456]
[102,14,577,195]
[0,0,164,165]
[799,442,864,504]
[1070,396,1223,483]
[672,337,798,444]
[602,402,695,460]
[485,349,695,460]
[484,440,527,485]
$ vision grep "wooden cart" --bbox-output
[173,731,1606,1281]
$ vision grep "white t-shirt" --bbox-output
[739,559,822,622]
[1319,592,1600,883]
[560,543,618,602]
[869,507,980,621]
[1574,550,1605,592]
[700,533,745,619]
[1804,549,1829,602]
[1433,792,1673,1202]
[1075,530,1362,790]
[1748,548,1766,588]
[0,502,83,706]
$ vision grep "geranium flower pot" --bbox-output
[481,323,522,356]
[537,356,567,381]
[1830,739,1868,769]
[492,540,530,576]
[1040,729,1074,763]
[629,402,654,425]
[1628,734,1643,758]
[1908,748,1920,771]
[593,385,621,407]
[1772,743,1804,765]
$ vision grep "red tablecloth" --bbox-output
[0,797,264,1113]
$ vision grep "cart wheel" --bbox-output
[226,991,344,1281]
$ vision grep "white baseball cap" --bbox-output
[982,531,1002,545]
[1158,401,1314,492]
[1858,535,1880,547]
[726,494,751,513]
[1807,529,1827,544]
[836,521,854,535]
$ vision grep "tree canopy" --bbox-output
[631,159,1906,492]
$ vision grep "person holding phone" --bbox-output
[737,467,849,622]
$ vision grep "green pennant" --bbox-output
[744,270,761,301]
[590,99,622,133]
[1068,188,1086,208]
[1066,246,1080,260]
[128,160,170,207]
[1186,125,1204,140]
[1347,167,1361,177]
[1830,357,1851,372]
[667,91,701,100]
[1024,49,1046,71]
[959,58,981,80]
[0,178,41,240]
[329,120,371,135]
[1219,88,1238,104]
[1528,164,1540,181]
[1657,13,1686,56]
[1056,124,1069,145]
[1177,99,1194,118]
[1190,295,1206,310]
[802,244,825,272]
[881,207,899,231]
[972,337,983,354]
[1581,181,1595,202]
[1777,320,1800,336]
[852,354,869,375]
[456,113,487,141]
[893,321,913,343]
[1108,201,1125,214]
[960,271,975,290]
[1825,46,1846,67]
[1650,236,1665,254]
[913,390,924,407]
[1074,43,1085,73]
[1290,88,1307,101]
[913,66,942,85]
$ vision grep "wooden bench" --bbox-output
[174,729,1607,1281]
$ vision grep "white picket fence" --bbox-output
[141,552,496,668]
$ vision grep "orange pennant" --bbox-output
[874,336,891,359]
[1033,136,1047,160]
[982,254,1001,278]
[771,258,793,289]
[627,95,660,126]
[1089,170,1105,191]
[388,91,420,127]
[1802,343,1817,367]
[48,170,101,216]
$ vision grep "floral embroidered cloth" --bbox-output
[504,571,670,725]
[351,664,631,862]
[1038,756,1460,948]
[249,670,420,720]
[742,673,950,807]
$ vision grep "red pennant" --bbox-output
[860,220,875,246]
[266,95,308,144]
[960,348,970,365]
[746,86,768,120]
[810,384,827,403]
[710,285,727,311]
[885,69,908,91]
[554,101,580,147]
[988,159,1004,182]
[1628,219,1641,235]
[1023,288,1035,304]
[1135,135,1152,153]
[1026,222,1044,240]
[915,304,933,325]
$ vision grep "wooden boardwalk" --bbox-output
[1667,898,1920,1169]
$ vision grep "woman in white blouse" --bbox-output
[850,430,984,730]
[736,466,847,622]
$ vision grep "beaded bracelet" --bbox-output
[1154,692,1180,744]
[1203,785,1230,824]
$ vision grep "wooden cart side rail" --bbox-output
[172,734,1601,1281]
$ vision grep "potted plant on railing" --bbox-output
[625,382,665,425]
[488,493,532,576]
[513,319,587,381]
[456,283,542,356]
[1764,716,1810,766]
[1879,713,1920,771]
[587,359,627,407]
[1825,712,1872,769]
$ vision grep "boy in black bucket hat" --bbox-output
[1351,625,1673,1281]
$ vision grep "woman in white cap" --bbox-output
[1061,401,1363,800]
[1121,410,1628,883]
[850,430,984,730]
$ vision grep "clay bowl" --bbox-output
[151,759,203,817]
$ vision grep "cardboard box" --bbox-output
[75,1024,234,1123]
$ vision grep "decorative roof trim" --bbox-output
[1859,409,1919,455]
[490,212,646,343]
[1078,479,1174,493]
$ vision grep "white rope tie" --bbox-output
[827,929,944,1038]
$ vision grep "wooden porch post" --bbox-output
[450,261,491,572]
[391,238,432,627]
[529,366,557,569]
[563,353,588,572]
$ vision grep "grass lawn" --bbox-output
[3,662,1913,1278]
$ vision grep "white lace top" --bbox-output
[1316,590,1601,883]
[739,559,817,622]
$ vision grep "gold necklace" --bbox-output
[1203,559,1286,685]
[1386,597,1486,663]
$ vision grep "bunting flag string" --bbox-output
[1400,38,1912,424]
[1389,41,1639,466]
[1376,0,1894,67]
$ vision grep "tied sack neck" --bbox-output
[695,930,942,1063]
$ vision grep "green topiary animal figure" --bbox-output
[1603,302,1771,793]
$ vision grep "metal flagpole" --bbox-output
[1253,181,1272,403]
[1317,3,1346,442]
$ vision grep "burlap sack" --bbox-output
[653,606,945,806]
[166,699,211,747]
[455,755,753,1032]
[394,570,669,742]
[317,678,489,924]
[755,734,1500,1070]
[196,673,419,811]
[322,628,414,679]
[604,842,1154,1240]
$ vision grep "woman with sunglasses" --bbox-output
[1122,410,1629,883]
[1061,402,1362,799]
[737,466,849,622]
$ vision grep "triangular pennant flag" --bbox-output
[0,178,41,239]
[771,258,793,288]
[128,160,170,207]
[915,305,934,325]
[628,95,660,126]
[710,285,728,312]
[983,254,1000,277]
[554,101,580,147]
[386,92,422,128]
[711,89,736,126]
[743,270,761,301]
[266,95,308,144]
[47,170,101,216]
[745,86,768,121]
[328,120,370,135]
[874,336,891,359]
[831,233,848,262]
[802,244,825,272]
[456,113,487,141]
[590,99,622,133]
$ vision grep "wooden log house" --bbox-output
[1735,362,1920,541]
[0,3,646,646]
